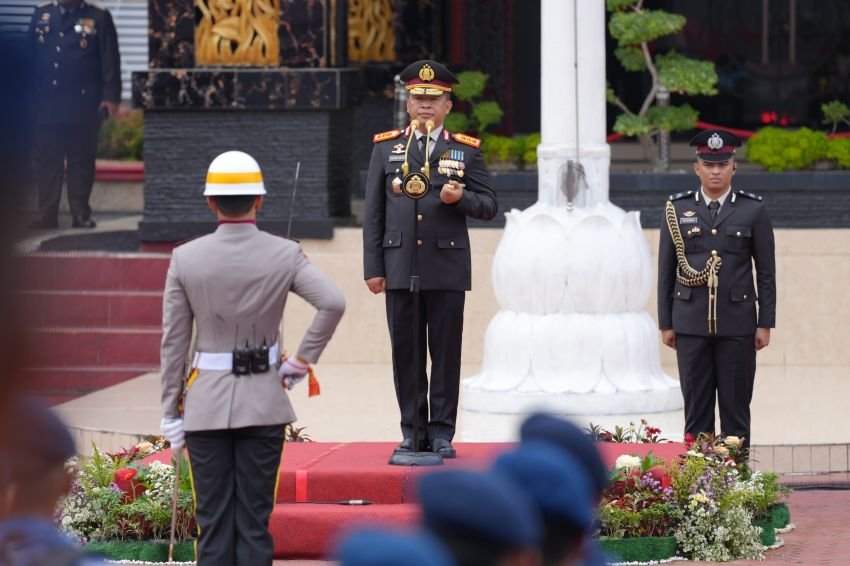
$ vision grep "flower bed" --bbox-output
[593,421,791,563]
[85,540,194,562]
[60,439,196,560]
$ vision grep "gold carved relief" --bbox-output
[348,0,395,62]
[195,0,280,66]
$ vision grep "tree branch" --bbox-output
[610,94,634,116]
[638,41,660,117]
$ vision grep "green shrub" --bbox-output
[827,137,850,169]
[599,535,678,563]
[481,134,518,167]
[745,127,829,171]
[443,70,503,135]
[97,109,143,161]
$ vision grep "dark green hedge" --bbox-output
[770,503,791,529]
[599,535,678,562]
[85,540,195,562]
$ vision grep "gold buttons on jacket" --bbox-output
[711,228,717,235]
[450,241,455,246]
[677,291,681,296]
[417,239,423,246]
[743,294,748,299]
[388,239,393,245]
[56,46,60,52]
[52,79,57,86]
[736,231,742,237]
[81,89,86,94]
[417,214,423,221]
[54,62,59,68]
[59,32,64,37]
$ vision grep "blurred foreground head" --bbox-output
[418,469,541,566]
[335,527,454,566]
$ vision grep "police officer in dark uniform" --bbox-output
[363,60,498,458]
[28,0,121,229]
[658,129,776,449]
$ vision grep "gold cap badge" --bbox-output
[418,64,435,82]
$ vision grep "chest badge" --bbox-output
[402,172,430,199]
[683,210,696,217]
[391,143,404,155]
[41,12,50,22]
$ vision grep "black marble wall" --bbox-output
[133,69,359,110]
[140,110,354,241]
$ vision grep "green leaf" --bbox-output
[472,100,504,133]
[827,137,850,168]
[615,46,646,72]
[452,71,488,101]
[656,51,718,95]
[646,104,699,132]
[606,0,640,12]
[606,82,618,105]
[613,113,653,136]
[608,10,686,46]
[444,113,470,133]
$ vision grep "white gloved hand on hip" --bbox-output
[278,355,309,390]
[160,417,185,450]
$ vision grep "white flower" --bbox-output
[724,435,743,448]
[615,454,642,469]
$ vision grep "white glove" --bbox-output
[160,417,185,450]
[278,355,309,390]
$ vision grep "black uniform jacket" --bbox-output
[30,0,121,124]
[363,128,498,291]
[658,189,776,337]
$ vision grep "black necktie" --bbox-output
[708,200,720,220]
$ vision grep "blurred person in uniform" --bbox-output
[363,59,498,458]
[335,527,455,566]
[28,0,121,229]
[0,397,104,565]
[492,442,595,566]
[658,129,776,448]
[519,414,611,566]
[159,151,345,565]
[418,469,542,566]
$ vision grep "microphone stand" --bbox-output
[389,119,443,467]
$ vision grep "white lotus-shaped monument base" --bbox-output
[461,201,683,429]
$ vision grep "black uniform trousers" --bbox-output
[32,118,101,222]
[676,334,756,447]
[185,425,285,566]
[386,289,465,445]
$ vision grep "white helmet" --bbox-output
[204,151,267,196]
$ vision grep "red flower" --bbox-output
[601,432,614,442]
[684,433,696,444]
[645,426,661,436]
[113,468,146,502]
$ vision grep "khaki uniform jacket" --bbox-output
[160,223,345,431]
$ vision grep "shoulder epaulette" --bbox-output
[36,2,51,8]
[269,231,300,243]
[452,133,481,148]
[667,190,694,201]
[736,190,763,201]
[373,130,402,143]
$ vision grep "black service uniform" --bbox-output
[29,0,121,225]
[658,189,776,445]
[363,127,497,446]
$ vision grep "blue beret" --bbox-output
[418,469,541,547]
[519,413,608,496]
[336,528,455,566]
[492,441,593,530]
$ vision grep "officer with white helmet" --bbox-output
[159,151,345,565]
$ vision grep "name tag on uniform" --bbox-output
[679,217,698,224]
[388,155,405,162]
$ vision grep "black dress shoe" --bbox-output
[28,218,59,230]
[431,438,456,459]
[394,438,430,452]
[72,216,96,228]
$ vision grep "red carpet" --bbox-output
[152,440,686,558]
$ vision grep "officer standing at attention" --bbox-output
[28,0,121,229]
[658,129,776,449]
[159,151,345,565]
[363,60,498,458]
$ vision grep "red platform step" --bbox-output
[18,252,170,405]
[150,441,687,559]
